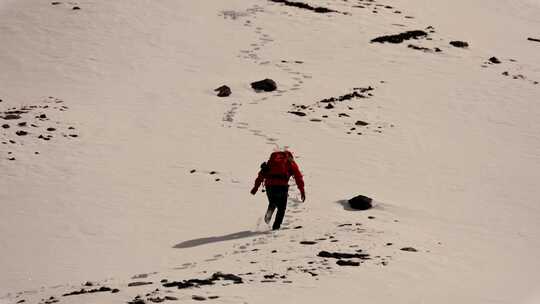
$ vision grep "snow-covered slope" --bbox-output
[1,0,539,303]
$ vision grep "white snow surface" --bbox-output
[1,0,540,303]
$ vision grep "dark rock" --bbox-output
[47,127,56,131]
[368,216,375,219]
[269,0,337,14]
[449,41,469,48]
[72,6,81,10]
[164,296,178,301]
[386,243,393,246]
[15,130,28,136]
[488,57,501,64]
[192,295,206,301]
[17,300,25,303]
[371,30,428,44]
[251,78,277,92]
[336,260,360,266]
[208,296,219,300]
[294,225,303,229]
[2,124,9,129]
[310,118,322,122]
[3,114,21,120]
[288,111,306,116]
[317,251,370,260]
[324,103,334,109]
[355,120,369,126]
[338,113,350,117]
[214,85,231,97]
[401,247,418,252]
[163,272,242,290]
[408,44,431,52]
[69,134,78,137]
[190,169,196,173]
[128,282,153,287]
[299,241,317,245]
[209,171,217,175]
[128,299,146,304]
[18,122,27,127]
[111,289,120,293]
[348,195,373,210]
[8,157,15,161]
[527,37,540,43]
[84,281,94,286]
[37,114,47,119]
[51,2,61,5]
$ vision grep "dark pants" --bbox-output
[265,185,289,230]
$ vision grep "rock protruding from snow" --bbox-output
[251,79,277,92]
[371,30,428,44]
[214,85,231,97]
[450,41,469,48]
[269,0,337,14]
[348,195,373,210]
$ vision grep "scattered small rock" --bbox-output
[269,0,338,14]
[15,130,28,136]
[192,295,206,301]
[355,120,369,126]
[318,251,370,260]
[47,127,56,131]
[299,241,317,245]
[288,111,307,117]
[336,260,360,266]
[3,114,21,120]
[401,247,418,252]
[527,37,540,43]
[72,6,81,10]
[488,57,501,64]
[164,296,178,301]
[2,124,9,129]
[18,122,27,127]
[128,282,153,287]
[449,41,469,48]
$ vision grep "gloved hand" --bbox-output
[250,187,258,195]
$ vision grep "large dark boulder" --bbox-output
[214,85,231,97]
[348,195,373,210]
[251,79,277,92]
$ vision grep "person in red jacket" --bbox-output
[250,150,306,230]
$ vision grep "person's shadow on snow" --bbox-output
[173,230,269,249]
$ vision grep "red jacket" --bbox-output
[253,160,305,195]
